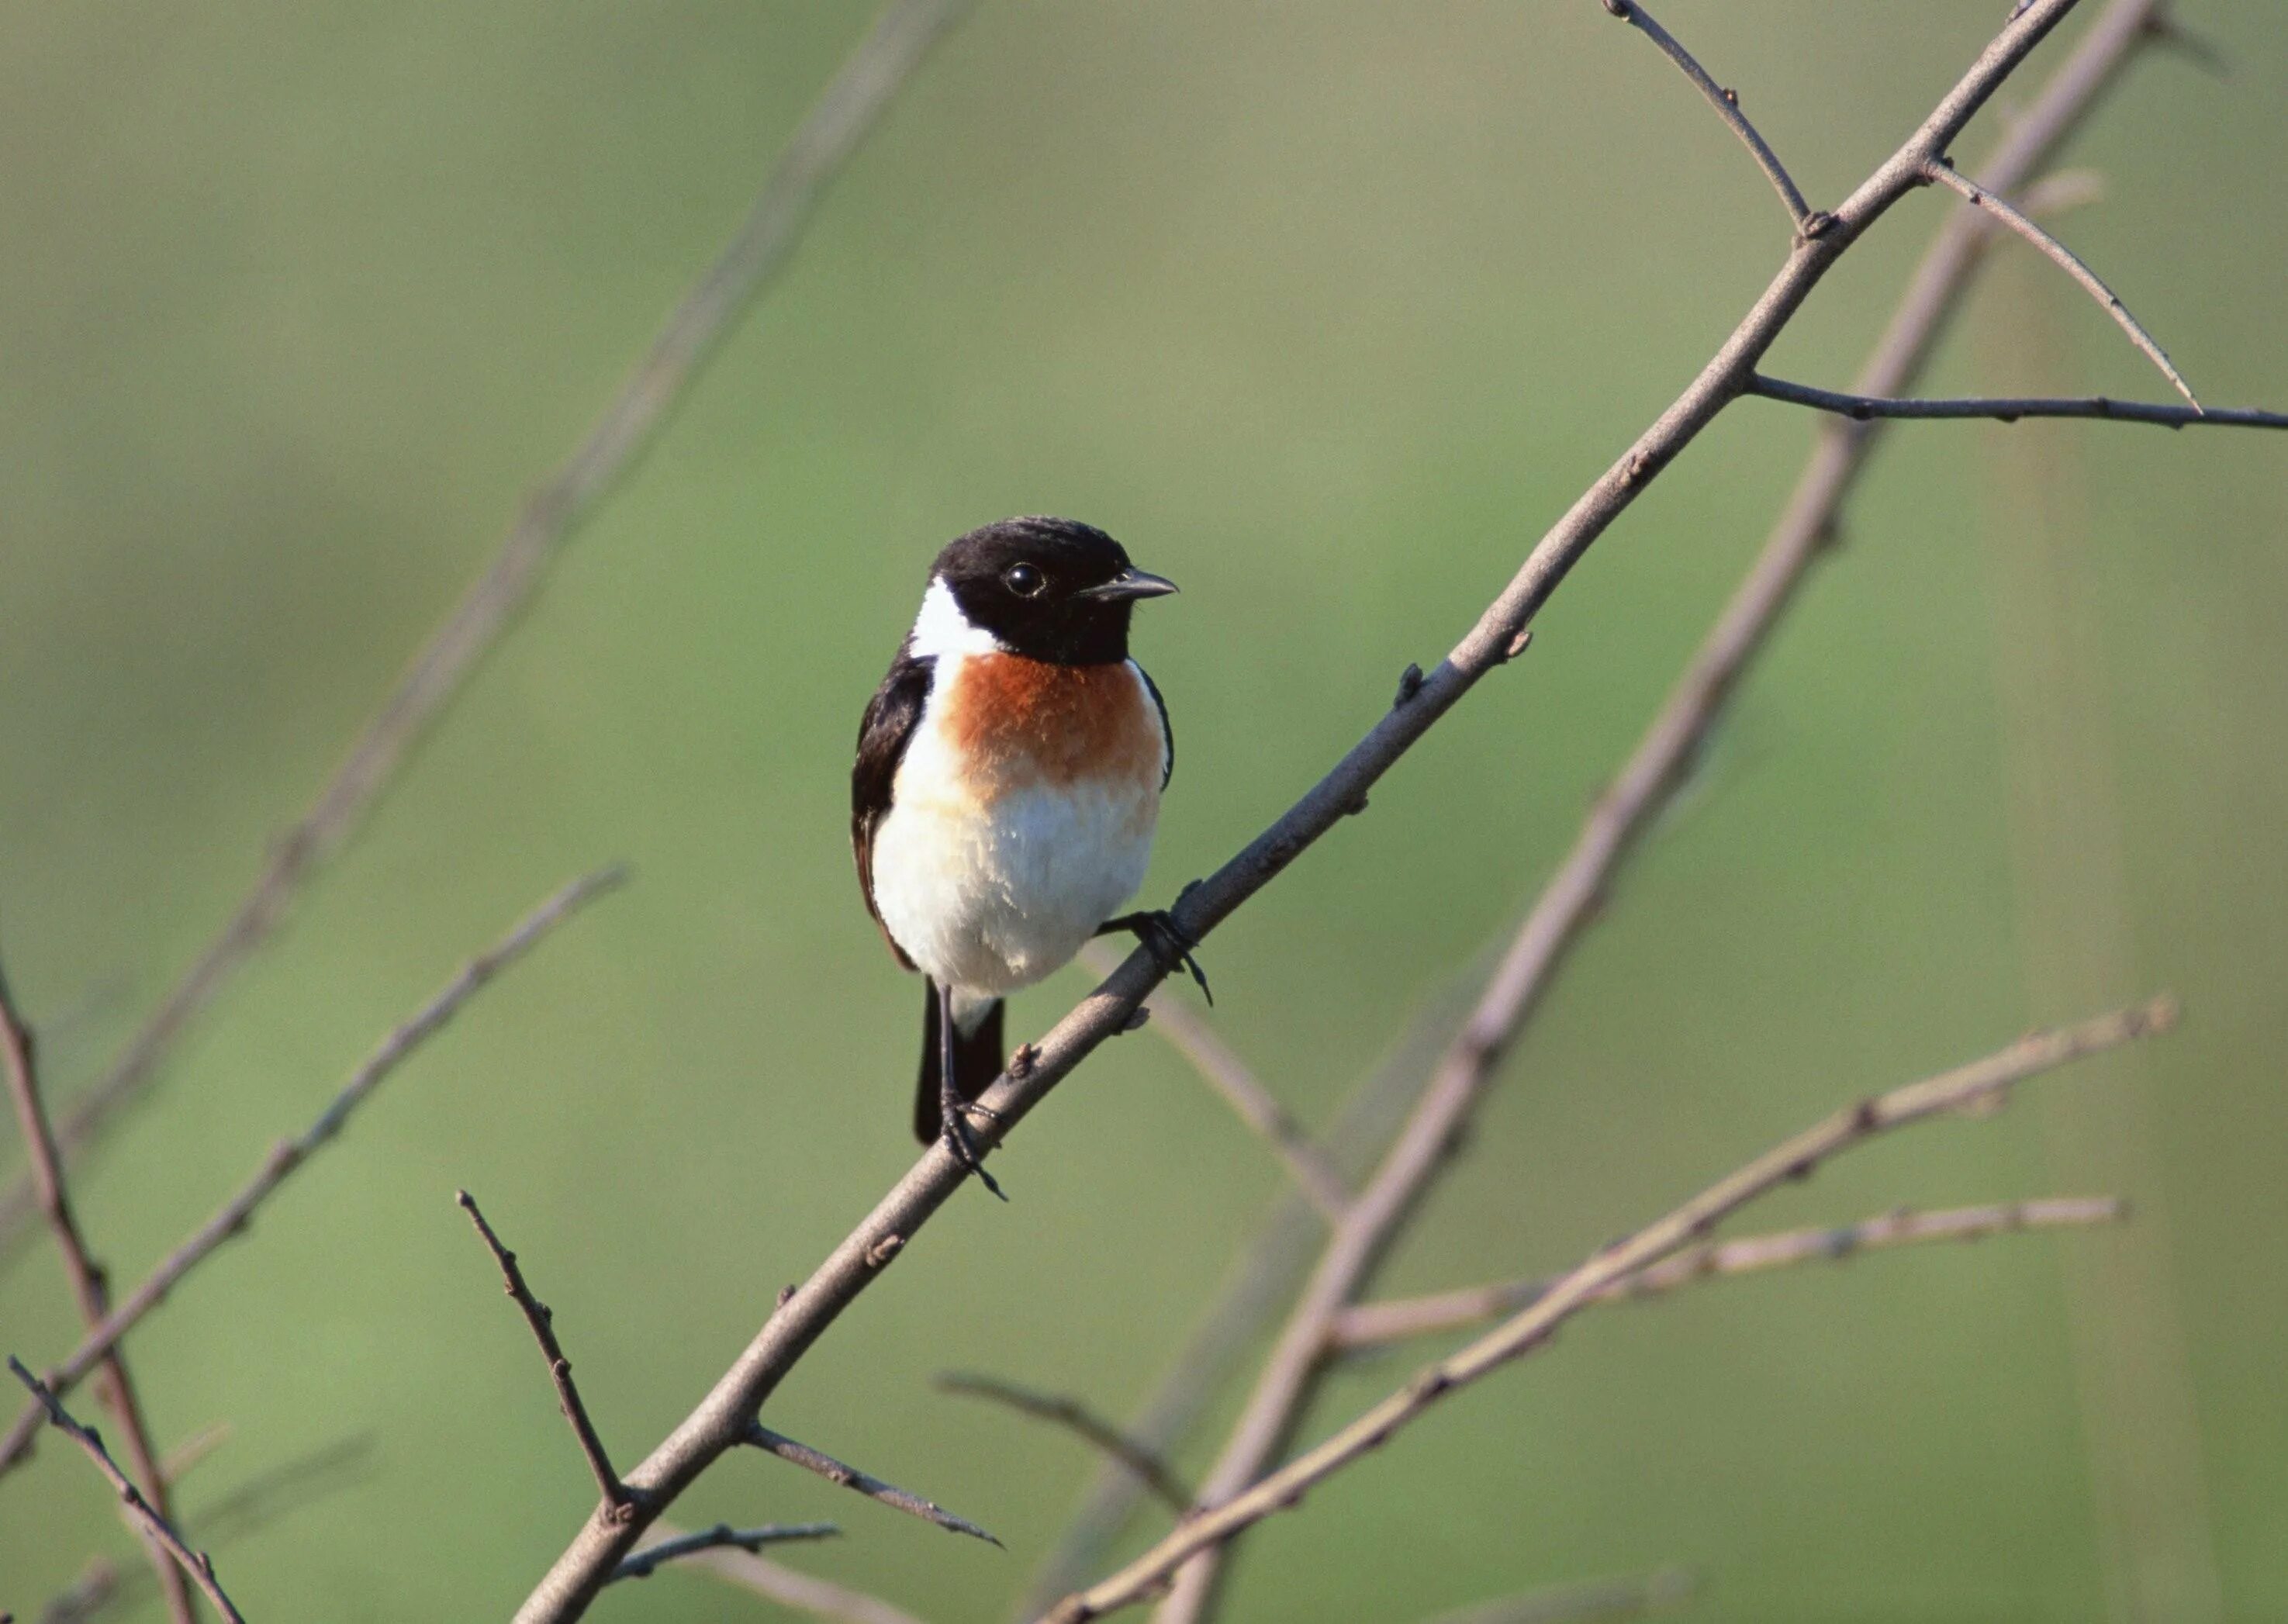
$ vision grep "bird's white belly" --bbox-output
[871,772,1156,998]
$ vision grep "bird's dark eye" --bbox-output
[1004,563,1045,597]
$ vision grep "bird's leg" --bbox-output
[1096,897,1212,1005]
[938,997,1006,1201]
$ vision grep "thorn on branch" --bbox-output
[1393,663,1425,707]
[935,1372,1197,1513]
[610,1521,840,1584]
[745,1422,1001,1545]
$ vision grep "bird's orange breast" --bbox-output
[940,655,1162,798]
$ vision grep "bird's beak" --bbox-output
[1078,567,1179,603]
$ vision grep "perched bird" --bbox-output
[852,517,1198,1193]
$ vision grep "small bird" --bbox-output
[853,517,1198,1193]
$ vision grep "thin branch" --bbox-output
[513,5,2114,1613]
[645,1523,931,1624]
[1,936,198,1623]
[1414,1567,1695,1624]
[1330,1197,2127,1349]
[1143,5,2181,1617]
[0,869,622,1477]
[1601,0,1813,228]
[1077,942,1349,1221]
[1018,987,1457,1619]
[0,0,979,1261]
[458,1190,629,1516]
[8,1359,245,1624]
[935,1372,1194,1514]
[745,1423,1000,1546]
[1044,1000,2175,1621]
[1922,156,2200,407]
[1747,374,2286,429]
[610,1522,840,1583]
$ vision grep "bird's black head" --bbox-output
[926,516,1177,665]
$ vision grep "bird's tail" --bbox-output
[914,980,1005,1144]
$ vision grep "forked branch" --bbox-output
[1923,156,2200,406]
[1042,1000,2174,1621]
[1329,1196,2127,1349]
[0,868,623,1477]
[8,1359,245,1624]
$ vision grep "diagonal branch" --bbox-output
[0,868,622,1478]
[610,1522,840,1583]
[1746,374,2285,429]
[1329,1196,2127,1349]
[513,5,2113,1615]
[1141,6,2187,1617]
[8,1359,245,1624]
[1601,0,1813,230]
[0,0,980,1261]
[935,1372,1194,1514]
[459,1190,630,1517]
[1,935,198,1623]
[745,1423,1000,1546]
[1077,942,1349,1221]
[1922,156,2200,406]
[1044,1000,2174,1621]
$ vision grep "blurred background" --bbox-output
[2,2,2283,1619]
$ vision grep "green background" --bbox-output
[3,3,2283,1619]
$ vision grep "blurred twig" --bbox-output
[1045,1003,2176,1621]
[645,1522,931,1624]
[610,1522,840,1583]
[1143,4,2199,1616]
[458,1190,631,1517]
[0,938,196,1621]
[7,1360,242,1624]
[0,869,622,1477]
[0,0,979,1261]
[934,1373,1194,1514]
[1077,942,1348,1221]
[1329,1197,2127,1350]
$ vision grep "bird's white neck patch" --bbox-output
[907,575,1003,660]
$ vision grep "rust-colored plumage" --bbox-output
[941,654,1163,798]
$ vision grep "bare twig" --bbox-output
[1747,374,2285,428]
[1077,942,1348,1221]
[1018,987,1458,1619]
[1922,157,2200,406]
[458,1190,628,1516]
[8,1360,244,1624]
[513,6,2145,1614]
[610,1522,840,1583]
[1602,0,1813,228]
[1045,1001,2175,1621]
[0,869,621,1477]
[1,940,197,1622]
[0,0,979,1259]
[646,1523,931,1624]
[1330,1197,2127,1349]
[745,1423,999,1546]
[1145,5,2187,1616]
[935,1372,1194,1514]
[1414,1567,1695,1624]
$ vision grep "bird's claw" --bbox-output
[1104,907,1212,1006]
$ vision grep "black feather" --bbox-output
[852,651,933,969]
[914,983,1005,1145]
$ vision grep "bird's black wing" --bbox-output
[853,651,933,969]
[1135,661,1173,790]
